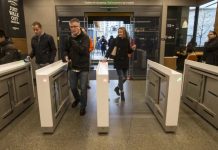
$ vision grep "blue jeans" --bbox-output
[116,69,128,91]
[69,70,89,109]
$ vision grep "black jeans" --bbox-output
[116,68,128,91]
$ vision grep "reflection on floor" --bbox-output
[0,80,218,150]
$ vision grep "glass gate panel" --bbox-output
[129,17,160,79]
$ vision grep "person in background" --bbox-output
[95,37,101,53]
[27,21,57,68]
[202,31,218,66]
[186,37,197,54]
[104,27,136,101]
[108,35,114,50]
[97,37,102,55]
[0,29,21,64]
[185,37,198,61]
[100,35,107,56]
[62,18,90,116]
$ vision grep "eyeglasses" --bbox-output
[70,26,79,28]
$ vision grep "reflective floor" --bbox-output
[0,80,218,150]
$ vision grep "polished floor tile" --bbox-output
[0,80,218,150]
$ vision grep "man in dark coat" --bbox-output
[27,21,57,68]
[62,18,90,116]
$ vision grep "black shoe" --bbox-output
[87,85,91,89]
[121,92,125,101]
[71,100,79,108]
[80,108,86,116]
[114,87,120,96]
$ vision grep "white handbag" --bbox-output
[111,46,117,56]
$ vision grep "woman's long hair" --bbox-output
[118,27,130,40]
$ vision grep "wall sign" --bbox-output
[84,1,134,5]
[8,0,20,30]
[0,0,26,37]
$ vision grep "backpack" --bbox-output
[89,38,94,52]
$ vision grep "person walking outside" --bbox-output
[100,35,107,56]
[108,35,114,50]
[104,27,136,101]
[27,21,57,68]
[62,18,90,116]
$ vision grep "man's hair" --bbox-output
[69,18,80,25]
[32,21,42,28]
[210,31,217,36]
[0,29,6,38]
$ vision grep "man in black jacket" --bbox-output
[27,21,57,68]
[0,29,20,64]
[62,18,90,116]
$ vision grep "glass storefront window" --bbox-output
[188,0,218,46]
[187,7,196,45]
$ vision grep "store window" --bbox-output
[187,7,195,45]
[187,0,217,46]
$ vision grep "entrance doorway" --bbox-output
[87,21,133,63]
[85,12,133,63]
[57,13,160,79]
